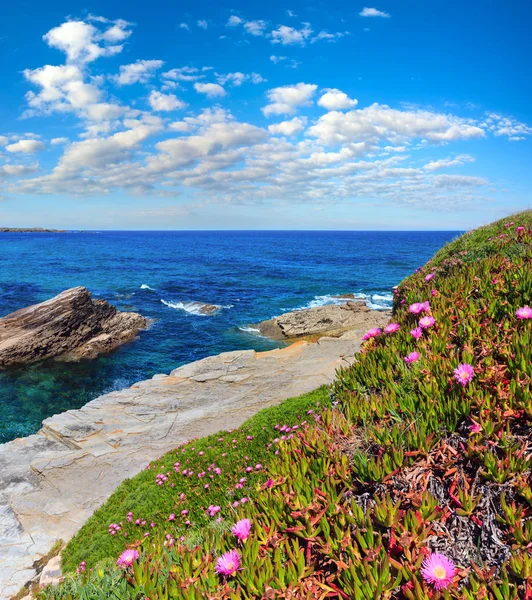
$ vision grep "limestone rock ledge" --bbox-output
[0,287,149,368]
[0,332,367,598]
[257,301,391,341]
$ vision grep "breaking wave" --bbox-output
[161,299,233,316]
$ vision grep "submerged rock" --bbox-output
[257,301,390,341]
[0,287,149,368]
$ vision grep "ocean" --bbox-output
[0,230,458,443]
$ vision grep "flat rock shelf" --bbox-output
[0,327,379,597]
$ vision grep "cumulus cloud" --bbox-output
[311,31,348,43]
[307,103,485,145]
[262,83,317,116]
[483,112,532,140]
[43,19,130,64]
[148,91,187,111]
[271,23,312,45]
[6,139,45,153]
[194,82,226,97]
[244,20,268,36]
[197,20,208,29]
[318,89,358,110]
[359,7,391,18]
[162,66,204,82]
[226,15,243,27]
[0,136,9,146]
[50,137,69,145]
[216,72,266,86]
[113,59,164,85]
[423,154,475,171]
[0,163,39,177]
[268,117,306,136]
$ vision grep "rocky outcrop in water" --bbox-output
[257,301,390,341]
[0,287,149,368]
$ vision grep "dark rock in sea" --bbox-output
[0,228,67,233]
[257,301,391,341]
[0,287,149,368]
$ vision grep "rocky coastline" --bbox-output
[0,298,390,597]
[0,287,149,368]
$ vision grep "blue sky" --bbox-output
[0,0,531,229]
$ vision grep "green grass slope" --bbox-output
[41,213,531,600]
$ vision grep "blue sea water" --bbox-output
[0,230,459,443]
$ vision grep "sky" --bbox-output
[0,0,531,230]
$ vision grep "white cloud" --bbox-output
[197,20,208,29]
[51,137,69,145]
[262,83,317,116]
[43,19,129,64]
[113,59,164,85]
[162,66,203,82]
[318,89,358,110]
[268,117,306,136]
[179,23,190,31]
[270,55,287,64]
[308,103,485,145]
[483,112,532,140]
[311,31,348,43]
[148,90,187,111]
[433,174,487,188]
[227,15,243,27]
[244,20,268,36]
[0,136,9,146]
[423,154,475,171]
[286,10,296,17]
[0,163,39,177]
[271,23,312,45]
[6,139,45,153]
[194,82,226,98]
[359,7,391,18]
[216,72,266,86]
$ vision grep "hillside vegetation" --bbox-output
[40,212,531,599]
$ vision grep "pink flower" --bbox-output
[421,553,456,590]
[384,323,400,334]
[231,518,252,542]
[207,505,221,517]
[76,561,86,574]
[168,513,175,521]
[362,327,381,340]
[431,289,438,297]
[117,549,140,569]
[469,422,482,434]
[215,549,240,576]
[516,306,532,320]
[410,327,423,339]
[517,226,525,233]
[404,351,419,364]
[425,273,435,282]
[419,316,436,329]
[454,363,475,386]
[409,301,430,315]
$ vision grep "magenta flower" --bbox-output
[362,327,381,340]
[409,302,424,315]
[215,549,241,576]
[117,549,140,569]
[231,518,252,542]
[384,323,400,334]
[517,226,525,233]
[469,422,482,434]
[454,363,475,386]
[421,553,456,590]
[425,273,435,282]
[419,316,436,329]
[516,306,532,320]
[404,351,419,364]
[410,327,423,339]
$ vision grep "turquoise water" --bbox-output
[0,230,458,443]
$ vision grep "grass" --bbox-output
[41,212,532,599]
[61,386,331,573]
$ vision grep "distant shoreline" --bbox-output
[0,227,68,233]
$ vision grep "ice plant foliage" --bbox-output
[421,553,456,590]
[48,213,532,599]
